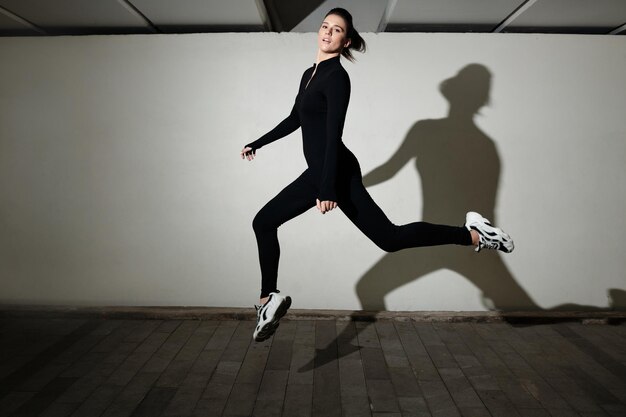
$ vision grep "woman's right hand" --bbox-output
[240,146,256,161]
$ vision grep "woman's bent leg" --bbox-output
[339,176,472,252]
[253,172,317,298]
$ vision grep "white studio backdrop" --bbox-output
[0,32,624,311]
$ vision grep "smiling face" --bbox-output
[318,14,351,57]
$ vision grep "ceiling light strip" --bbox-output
[254,0,273,31]
[118,0,159,33]
[493,0,539,33]
[377,0,398,33]
[0,5,47,35]
[608,22,626,35]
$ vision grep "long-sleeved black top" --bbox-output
[246,55,356,202]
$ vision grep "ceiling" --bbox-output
[1,0,625,37]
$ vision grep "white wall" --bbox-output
[0,32,624,311]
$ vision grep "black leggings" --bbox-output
[253,169,472,298]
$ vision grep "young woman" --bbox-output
[241,8,514,342]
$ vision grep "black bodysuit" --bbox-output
[247,56,471,298]
[247,55,358,201]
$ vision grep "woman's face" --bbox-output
[318,14,351,55]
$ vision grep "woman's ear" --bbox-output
[344,38,351,48]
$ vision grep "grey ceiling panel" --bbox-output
[0,0,152,34]
[131,0,265,32]
[387,0,525,32]
[263,0,325,32]
[291,0,389,33]
[506,0,626,33]
[0,7,41,35]
[1,0,624,36]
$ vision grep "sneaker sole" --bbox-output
[466,212,514,253]
[254,296,291,342]
[471,225,514,253]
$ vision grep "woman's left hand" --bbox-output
[316,199,337,214]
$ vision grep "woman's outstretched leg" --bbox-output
[338,175,473,251]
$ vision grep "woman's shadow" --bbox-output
[298,64,623,372]
[357,63,534,313]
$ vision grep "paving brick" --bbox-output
[0,317,622,417]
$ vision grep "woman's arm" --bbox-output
[245,70,309,152]
[319,69,350,202]
[245,101,300,152]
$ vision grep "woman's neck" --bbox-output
[316,50,340,65]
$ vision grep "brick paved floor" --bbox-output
[0,317,624,417]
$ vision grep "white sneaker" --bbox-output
[465,212,514,253]
[253,292,292,342]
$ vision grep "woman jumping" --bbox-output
[240,8,514,342]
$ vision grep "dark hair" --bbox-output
[325,8,366,62]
